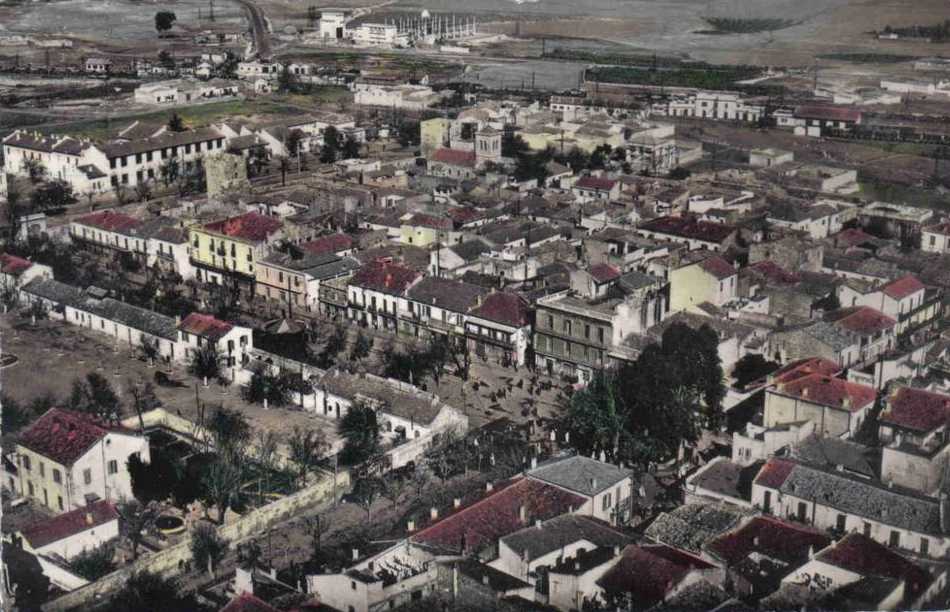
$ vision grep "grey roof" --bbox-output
[778,462,946,536]
[318,369,446,426]
[648,311,755,342]
[85,298,178,341]
[528,454,630,496]
[450,559,530,592]
[500,514,629,562]
[617,271,663,293]
[450,239,491,263]
[790,434,878,479]
[644,503,752,553]
[798,320,858,351]
[406,276,488,314]
[21,278,85,308]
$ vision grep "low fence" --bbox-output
[42,465,349,611]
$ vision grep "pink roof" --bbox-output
[771,357,841,386]
[746,260,800,285]
[411,477,585,554]
[754,458,796,489]
[639,216,737,244]
[589,263,621,283]
[220,593,281,612]
[777,373,876,412]
[834,227,877,248]
[178,312,233,341]
[597,544,713,606]
[795,105,862,123]
[407,213,453,230]
[75,211,141,233]
[469,292,530,327]
[430,148,476,167]
[301,234,353,256]
[204,212,283,242]
[817,534,931,601]
[925,221,950,237]
[881,387,950,433]
[883,275,925,300]
[698,255,737,280]
[705,516,831,566]
[0,253,33,275]
[21,500,118,548]
[351,261,420,295]
[19,409,133,466]
[827,306,896,335]
[575,176,617,191]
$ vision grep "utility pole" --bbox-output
[208,0,215,22]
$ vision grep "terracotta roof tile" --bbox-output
[816,534,931,602]
[597,544,713,607]
[301,234,354,256]
[776,373,876,412]
[204,212,283,243]
[639,216,737,244]
[430,148,476,167]
[575,176,617,191]
[697,255,737,280]
[771,357,842,386]
[74,211,141,233]
[220,593,281,612]
[350,261,421,295]
[20,500,118,549]
[745,260,800,285]
[881,387,950,433]
[18,409,133,466]
[0,253,34,275]
[795,105,862,123]
[882,275,925,300]
[705,516,831,566]
[826,306,896,336]
[589,263,621,283]
[177,313,233,341]
[753,458,796,489]
[468,292,530,327]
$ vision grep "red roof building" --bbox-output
[882,275,926,300]
[468,292,530,328]
[706,516,831,567]
[220,593,281,612]
[73,211,141,233]
[589,263,621,284]
[795,105,862,124]
[596,544,715,607]
[301,234,354,256]
[178,312,234,341]
[881,387,950,434]
[410,477,585,555]
[753,458,796,489]
[430,148,477,168]
[638,216,737,246]
[770,357,842,386]
[18,409,133,467]
[20,500,118,550]
[350,261,421,296]
[745,260,800,285]
[204,212,284,243]
[0,253,34,276]
[775,373,876,413]
[698,255,738,280]
[575,176,617,192]
[814,533,932,602]
[405,213,453,231]
[826,306,896,336]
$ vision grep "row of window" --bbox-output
[535,333,605,364]
[539,313,607,344]
[107,138,225,169]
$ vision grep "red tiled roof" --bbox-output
[18,409,132,466]
[351,261,420,295]
[406,213,453,230]
[446,207,486,225]
[75,211,141,233]
[220,593,280,612]
[21,500,118,549]
[817,534,931,601]
[575,176,617,191]
[705,516,831,566]
[795,105,862,123]
[411,477,585,554]
[771,357,841,386]
[469,292,530,327]
[698,255,737,280]
[777,373,876,412]
[754,458,796,489]
[826,306,896,336]
[178,312,233,341]
[430,148,476,167]
[204,212,283,242]
[882,274,925,300]
[0,253,33,275]
[925,221,950,237]
[834,227,877,248]
[881,387,950,434]
[597,544,712,606]
[589,263,621,283]
[639,216,737,244]
[746,260,800,285]
[301,234,353,256]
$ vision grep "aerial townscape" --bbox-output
[5,0,950,611]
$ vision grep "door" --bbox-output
[797,502,807,522]
[763,490,771,513]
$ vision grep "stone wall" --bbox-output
[205,152,249,199]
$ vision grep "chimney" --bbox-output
[801,387,809,398]
[85,512,94,526]
[590,477,598,491]
[453,498,461,509]
[407,520,415,532]
[430,507,439,521]
[530,456,537,469]
[519,504,527,524]
[486,481,493,493]
[535,519,542,530]
[613,545,621,556]
[842,397,852,410]
[482,574,490,586]
[564,431,570,444]
[753,536,760,547]
[940,492,948,532]
[352,548,359,561]
[574,560,581,571]
[808,545,815,559]
[599,450,606,462]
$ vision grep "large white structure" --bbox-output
[353,82,446,110]
[18,500,120,561]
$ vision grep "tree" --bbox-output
[22,157,46,183]
[242,363,294,407]
[128,448,183,504]
[349,330,372,361]
[112,181,128,205]
[303,513,328,559]
[1,394,34,434]
[236,539,263,571]
[68,543,116,581]
[207,406,251,455]
[351,476,381,521]
[396,119,421,148]
[68,372,121,420]
[277,65,298,93]
[732,354,778,388]
[31,179,76,211]
[189,342,223,383]
[167,112,185,132]
[155,11,177,37]
[320,126,341,164]
[126,376,157,433]
[379,471,407,509]
[139,335,160,365]
[157,49,176,70]
[341,136,361,160]
[190,522,228,576]
[103,571,187,612]
[203,457,244,523]
[338,402,380,465]
[116,499,160,560]
[288,426,329,488]
[286,128,304,158]
[311,323,346,368]
[134,181,152,203]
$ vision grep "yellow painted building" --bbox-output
[420,117,451,156]
[188,211,284,286]
[670,256,737,313]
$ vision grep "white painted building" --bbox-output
[19,500,119,561]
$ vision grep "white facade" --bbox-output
[23,516,119,561]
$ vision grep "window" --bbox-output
[563,320,572,335]
[22,455,31,471]
[39,462,45,478]
[547,315,554,329]
[28,481,34,496]
[107,460,118,475]
[602,492,612,510]
[797,502,807,522]
[598,328,605,343]
[350,581,356,591]
[921,538,930,556]
[83,469,92,485]
[889,530,900,547]
[584,324,591,339]
[836,514,846,532]
[58,496,64,511]
[53,469,61,484]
